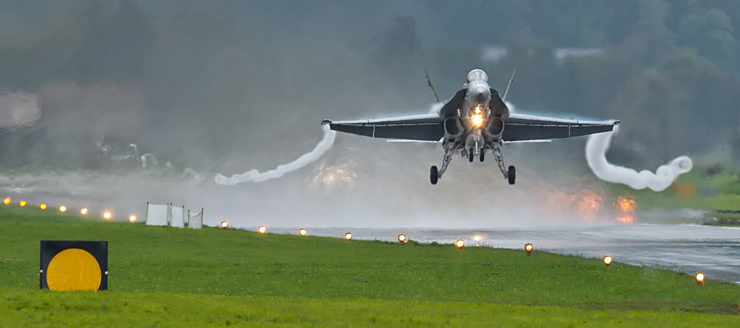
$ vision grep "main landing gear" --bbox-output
[490,142,515,185]
[430,139,457,185]
[430,140,516,185]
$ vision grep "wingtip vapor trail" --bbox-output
[586,128,692,192]
[215,124,337,185]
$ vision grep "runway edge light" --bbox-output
[345,232,352,240]
[398,234,407,243]
[299,228,307,236]
[258,226,266,234]
[603,255,613,267]
[525,243,533,257]
[220,221,228,229]
[456,239,465,249]
[695,272,705,285]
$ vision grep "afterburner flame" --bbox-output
[472,114,483,127]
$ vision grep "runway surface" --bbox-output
[270,224,740,284]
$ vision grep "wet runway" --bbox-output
[270,224,740,283]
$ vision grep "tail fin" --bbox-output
[502,69,516,102]
[424,69,440,103]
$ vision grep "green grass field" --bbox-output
[1,204,739,327]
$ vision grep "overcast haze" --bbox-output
[0,0,738,228]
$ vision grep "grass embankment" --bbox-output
[1,204,739,326]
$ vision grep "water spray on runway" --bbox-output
[586,128,692,191]
[215,125,337,185]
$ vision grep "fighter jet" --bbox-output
[321,69,619,185]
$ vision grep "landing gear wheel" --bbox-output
[480,150,485,163]
[430,166,439,185]
[508,165,516,185]
[468,148,474,163]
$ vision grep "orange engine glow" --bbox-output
[614,196,637,224]
[543,188,604,221]
[472,114,483,127]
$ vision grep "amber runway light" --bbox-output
[345,232,352,240]
[59,206,66,212]
[129,216,136,222]
[81,208,88,215]
[40,204,47,210]
[695,272,705,285]
[220,221,228,229]
[603,255,613,267]
[525,243,533,256]
[456,239,465,249]
[299,228,307,236]
[3,197,10,205]
[103,212,112,220]
[258,226,266,234]
[20,201,26,207]
[398,234,407,243]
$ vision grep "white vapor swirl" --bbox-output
[586,130,692,192]
[215,125,336,185]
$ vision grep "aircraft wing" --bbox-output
[322,113,444,141]
[503,113,619,142]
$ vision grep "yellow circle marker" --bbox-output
[81,208,88,215]
[299,228,307,236]
[40,204,47,210]
[59,206,67,212]
[46,248,101,291]
[258,226,266,234]
[3,197,10,205]
[345,232,352,240]
[20,201,26,207]
[129,215,136,222]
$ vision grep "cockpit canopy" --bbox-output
[466,69,488,83]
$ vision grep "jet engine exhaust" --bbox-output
[585,129,692,192]
[215,125,336,185]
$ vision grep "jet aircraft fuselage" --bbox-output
[323,69,618,185]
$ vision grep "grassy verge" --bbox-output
[2,289,739,327]
[1,204,739,326]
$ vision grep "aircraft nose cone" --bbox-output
[472,86,489,103]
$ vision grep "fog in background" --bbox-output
[0,0,738,228]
